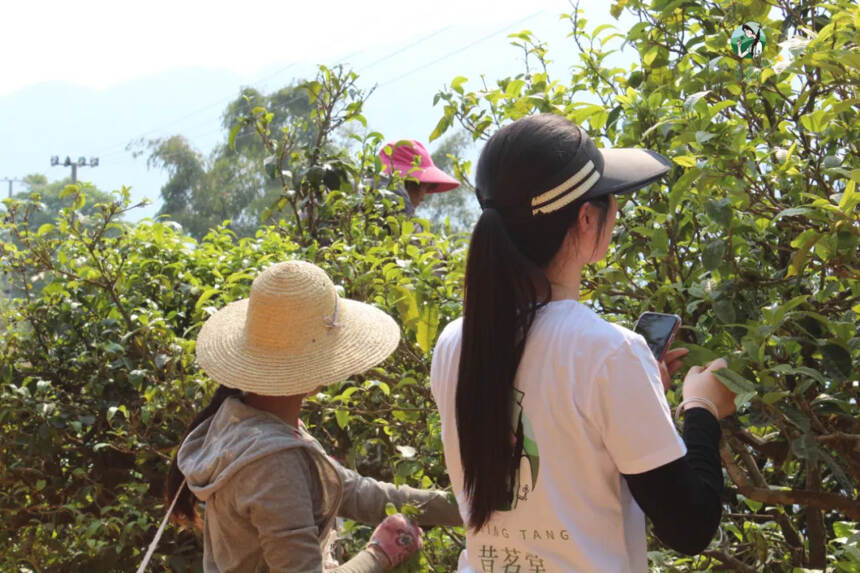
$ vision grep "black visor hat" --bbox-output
[477,123,672,219]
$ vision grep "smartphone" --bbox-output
[633,312,681,362]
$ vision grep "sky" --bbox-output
[1,0,637,221]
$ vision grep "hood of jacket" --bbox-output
[177,396,308,501]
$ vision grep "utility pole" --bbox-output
[1,177,24,198]
[51,155,99,184]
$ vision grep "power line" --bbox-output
[94,25,454,161]
[357,25,452,73]
[91,61,303,158]
[94,14,543,167]
[377,10,545,88]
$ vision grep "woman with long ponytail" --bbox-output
[430,114,737,571]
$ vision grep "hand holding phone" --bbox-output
[633,312,681,362]
[634,312,683,390]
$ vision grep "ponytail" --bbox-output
[456,208,550,530]
[165,384,241,527]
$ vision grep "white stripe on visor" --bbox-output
[531,161,600,215]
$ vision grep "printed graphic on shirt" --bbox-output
[479,545,547,573]
[499,389,540,511]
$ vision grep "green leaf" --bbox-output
[702,238,726,270]
[59,185,79,199]
[786,231,820,277]
[673,155,697,168]
[104,342,124,354]
[713,299,736,324]
[684,90,710,113]
[806,109,833,133]
[713,368,757,407]
[394,286,420,326]
[228,122,244,151]
[334,409,350,429]
[839,179,858,214]
[742,496,763,511]
[705,198,732,226]
[775,207,814,220]
[415,304,439,354]
[194,287,220,313]
[791,433,820,462]
[708,99,737,118]
[769,364,825,386]
[820,343,852,381]
[834,522,857,538]
[820,449,854,494]
[762,391,790,404]
[428,115,452,143]
[695,130,716,144]
[679,344,720,367]
[505,79,526,97]
[37,223,56,236]
[643,46,659,66]
[450,76,468,95]
[591,23,617,38]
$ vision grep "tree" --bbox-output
[432,1,859,569]
[2,3,858,570]
[146,134,268,239]
[145,83,320,240]
[12,174,114,231]
[1,64,465,572]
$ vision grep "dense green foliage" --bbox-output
[1,186,467,571]
[2,1,858,571]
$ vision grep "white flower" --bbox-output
[773,53,793,74]
[774,147,789,162]
[778,29,815,55]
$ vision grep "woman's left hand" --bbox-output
[659,347,689,391]
[366,514,423,570]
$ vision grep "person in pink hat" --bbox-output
[379,140,460,215]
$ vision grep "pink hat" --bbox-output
[379,140,460,193]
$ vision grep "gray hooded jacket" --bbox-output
[177,397,461,572]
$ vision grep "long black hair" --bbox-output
[166,384,241,526]
[456,114,611,530]
[741,24,762,55]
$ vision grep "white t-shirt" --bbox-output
[430,300,686,573]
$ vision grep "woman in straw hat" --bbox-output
[166,260,461,572]
[430,114,736,571]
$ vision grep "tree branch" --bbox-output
[721,441,860,520]
[702,549,758,573]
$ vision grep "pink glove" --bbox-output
[366,514,423,570]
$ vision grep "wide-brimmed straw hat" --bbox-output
[196,261,401,396]
[379,139,460,193]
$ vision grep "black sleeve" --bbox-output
[621,407,723,555]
